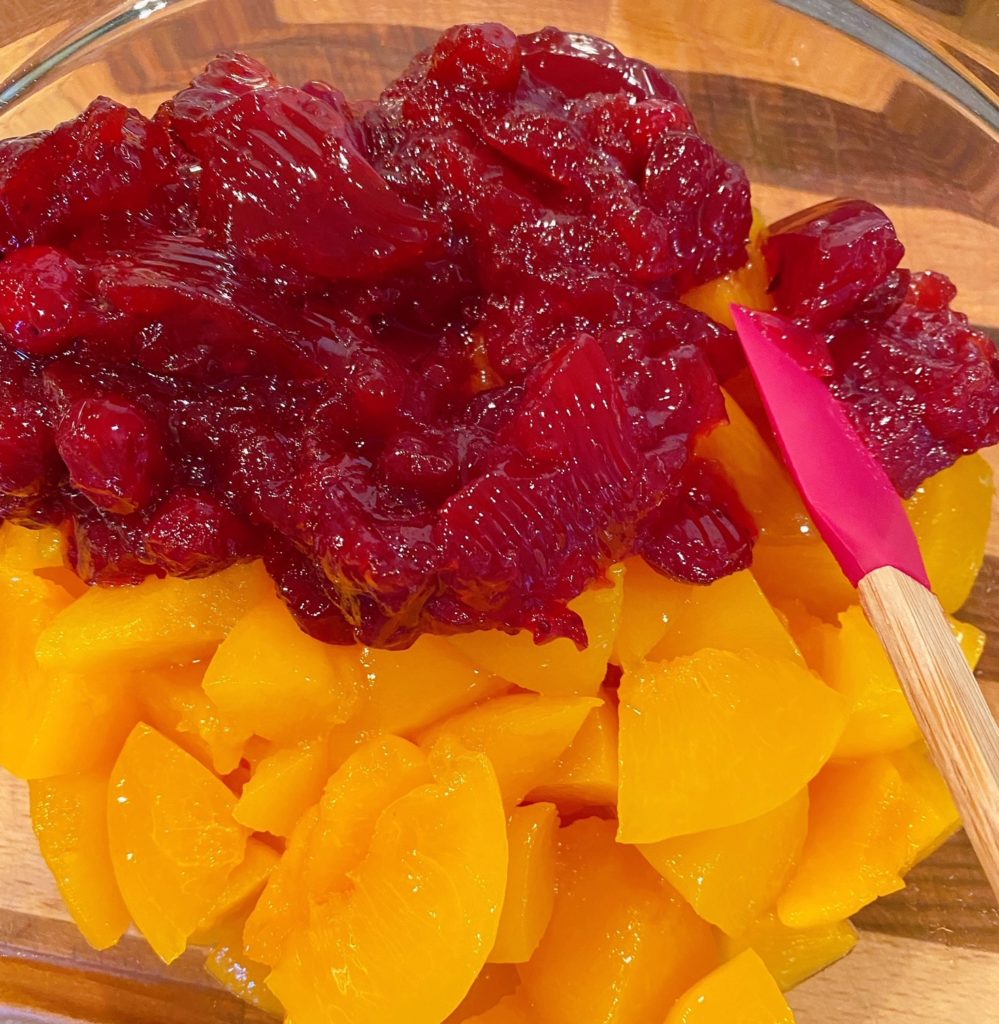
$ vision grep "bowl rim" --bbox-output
[1,0,999,136]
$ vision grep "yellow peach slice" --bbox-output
[203,912,285,1016]
[774,599,827,670]
[29,769,130,950]
[528,690,618,813]
[0,567,135,779]
[664,949,794,1024]
[0,662,135,781]
[422,693,599,807]
[448,566,624,697]
[464,995,534,1024]
[203,594,360,744]
[444,965,520,1023]
[778,757,910,928]
[891,743,960,868]
[618,650,845,842]
[266,741,508,1024]
[137,661,246,775]
[234,740,331,837]
[107,723,250,963]
[649,571,801,664]
[613,557,673,665]
[808,606,984,759]
[0,522,71,578]
[489,803,559,964]
[195,837,280,943]
[243,806,318,970]
[616,560,799,666]
[724,912,858,991]
[638,789,808,936]
[517,818,719,1024]
[948,617,986,670]
[353,636,509,737]
[301,735,432,900]
[905,453,993,612]
[244,735,431,967]
[809,607,919,758]
[36,560,272,671]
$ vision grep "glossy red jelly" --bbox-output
[765,201,999,496]
[0,26,996,647]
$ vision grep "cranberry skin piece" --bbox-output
[0,247,94,355]
[302,457,442,648]
[264,541,356,645]
[158,51,277,147]
[601,324,727,452]
[91,232,318,379]
[429,24,522,91]
[301,80,369,152]
[56,396,168,514]
[68,501,161,586]
[194,85,442,281]
[345,345,408,435]
[0,98,185,252]
[40,360,96,421]
[636,459,757,584]
[480,108,611,192]
[851,268,912,325]
[0,133,46,181]
[576,93,695,178]
[826,279,999,496]
[643,131,752,290]
[765,199,905,329]
[145,491,256,577]
[437,337,642,645]
[518,27,688,105]
[0,397,58,496]
[378,430,461,503]
[906,269,957,311]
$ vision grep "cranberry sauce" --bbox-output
[0,26,996,647]
[764,200,999,496]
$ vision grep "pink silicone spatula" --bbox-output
[732,305,999,904]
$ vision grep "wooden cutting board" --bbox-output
[1,1,998,1021]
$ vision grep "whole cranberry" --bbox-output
[264,540,356,644]
[145,491,255,577]
[0,246,94,355]
[68,501,160,585]
[429,23,522,91]
[56,395,167,514]
[0,396,57,495]
[764,199,905,328]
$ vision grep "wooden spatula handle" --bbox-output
[859,565,999,904]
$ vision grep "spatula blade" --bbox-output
[731,305,930,589]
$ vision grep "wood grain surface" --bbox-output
[0,0,998,1021]
[858,567,999,902]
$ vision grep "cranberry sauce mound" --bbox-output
[0,27,996,648]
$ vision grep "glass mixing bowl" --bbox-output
[0,1,996,1021]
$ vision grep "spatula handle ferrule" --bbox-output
[859,565,999,906]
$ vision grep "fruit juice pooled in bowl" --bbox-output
[0,21,997,1024]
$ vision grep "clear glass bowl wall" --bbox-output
[2,0,998,336]
[0,0,996,1020]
